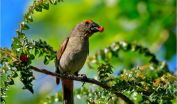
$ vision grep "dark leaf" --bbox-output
[12,72,18,78]
[42,2,49,10]
[29,54,35,60]
[35,5,42,12]
[6,79,14,85]
[49,0,58,5]
[26,15,33,22]
[44,55,50,65]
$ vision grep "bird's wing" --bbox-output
[55,37,70,84]
[57,37,70,61]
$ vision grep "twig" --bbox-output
[30,66,134,104]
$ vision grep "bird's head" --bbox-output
[71,20,104,37]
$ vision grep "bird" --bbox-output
[55,20,104,104]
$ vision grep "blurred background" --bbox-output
[1,0,176,104]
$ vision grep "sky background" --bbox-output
[1,0,28,48]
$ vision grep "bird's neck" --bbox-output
[70,33,89,40]
[70,29,91,39]
[69,35,89,44]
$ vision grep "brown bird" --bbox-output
[55,20,104,104]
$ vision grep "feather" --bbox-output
[55,37,69,84]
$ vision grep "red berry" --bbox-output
[20,54,28,63]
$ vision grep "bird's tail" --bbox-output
[56,68,60,84]
[62,79,74,104]
[55,57,60,84]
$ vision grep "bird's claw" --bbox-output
[78,74,87,79]
[78,74,87,87]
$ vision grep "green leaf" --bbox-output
[42,3,49,10]
[29,54,35,60]
[6,79,14,85]
[12,72,18,78]
[44,55,50,65]
[16,30,25,39]
[11,37,21,51]
[26,15,33,22]
[34,48,39,55]
[20,22,30,30]
[35,5,42,12]
[22,85,34,94]
[49,0,58,5]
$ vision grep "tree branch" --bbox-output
[30,66,134,104]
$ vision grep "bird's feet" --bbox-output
[77,74,87,86]
[74,72,87,79]
[78,74,87,79]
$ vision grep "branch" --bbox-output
[30,66,134,104]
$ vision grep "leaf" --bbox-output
[34,48,39,55]
[35,5,42,12]
[44,55,50,65]
[12,72,18,78]
[22,85,34,94]
[28,87,34,94]
[11,37,21,51]
[49,0,58,5]
[42,2,49,10]
[16,30,25,39]
[29,54,35,60]
[26,15,33,22]
[6,79,14,85]
[20,22,30,30]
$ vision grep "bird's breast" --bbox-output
[59,37,89,73]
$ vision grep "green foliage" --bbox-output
[0,32,56,103]
[1,34,56,103]
[0,49,18,103]
[98,63,113,83]
[117,64,176,103]
[74,62,176,104]
[87,41,163,70]
[24,0,62,23]
[1,0,176,104]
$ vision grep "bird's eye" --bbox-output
[84,20,92,25]
[85,21,89,25]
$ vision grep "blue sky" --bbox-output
[1,0,28,48]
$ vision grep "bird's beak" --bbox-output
[90,26,104,32]
[98,26,104,32]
